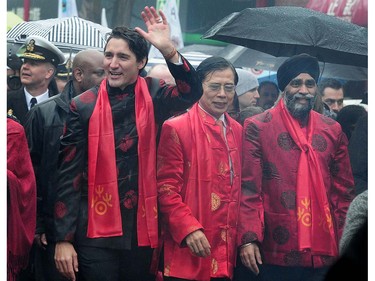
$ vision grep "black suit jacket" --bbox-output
[7,85,58,125]
[7,87,28,125]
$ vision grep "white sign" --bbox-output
[149,0,184,59]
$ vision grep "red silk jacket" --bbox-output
[238,105,355,268]
[157,104,242,280]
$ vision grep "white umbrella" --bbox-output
[7,16,112,54]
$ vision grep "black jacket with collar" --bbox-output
[24,80,75,240]
[54,57,202,249]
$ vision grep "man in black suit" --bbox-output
[7,35,65,125]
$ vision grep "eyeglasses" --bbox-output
[204,83,236,93]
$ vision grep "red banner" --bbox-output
[306,0,368,27]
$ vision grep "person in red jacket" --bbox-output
[157,56,243,281]
[7,117,36,281]
[237,54,355,281]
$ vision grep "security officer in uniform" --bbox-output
[7,35,65,125]
[54,57,73,94]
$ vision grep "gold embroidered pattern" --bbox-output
[21,53,45,60]
[66,58,73,69]
[211,193,221,211]
[297,197,312,227]
[218,161,226,176]
[157,156,164,174]
[164,264,170,276]
[211,258,218,274]
[91,185,113,215]
[159,184,173,195]
[221,229,227,242]
[320,206,333,232]
[171,128,180,145]
[26,39,35,52]
[153,205,158,219]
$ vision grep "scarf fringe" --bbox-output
[7,251,30,281]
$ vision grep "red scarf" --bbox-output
[88,79,122,238]
[7,119,36,280]
[87,78,158,247]
[135,77,158,248]
[278,100,338,256]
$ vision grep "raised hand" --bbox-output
[135,6,178,62]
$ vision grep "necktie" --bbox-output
[30,98,37,109]
[217,119,234,185]
[216,120,225,138]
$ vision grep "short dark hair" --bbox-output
[105,27,149,71]
[196,56,238,85]
[258,80,279,93]
[238,106,264,126]
[318,78,343,96]
[336,104,367,140]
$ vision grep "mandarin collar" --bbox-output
[106,80,136,96]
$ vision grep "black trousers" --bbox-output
[38,243,70,281]
[233,260,329,281]
[17,242,68,281]
[164,277,230,281]
[76,245,155,281]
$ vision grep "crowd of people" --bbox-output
[7,5,367,281]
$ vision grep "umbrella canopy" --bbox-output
[7,16,112,53]
[219,44,368,81]
[7,11,23,31]
[203,6,367,68]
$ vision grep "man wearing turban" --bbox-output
[236,54,355,281]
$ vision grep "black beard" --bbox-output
[284,92,315,120]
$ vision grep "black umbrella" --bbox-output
[203,6,367,68]
[218,44,368,81]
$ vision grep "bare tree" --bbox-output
[110,0,136,27]
[79,0,102,23]
[79,0,135,27]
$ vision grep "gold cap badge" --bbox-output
[26,39,35,52]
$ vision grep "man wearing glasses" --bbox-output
[237,53,355,281]
[156,56,243,280]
